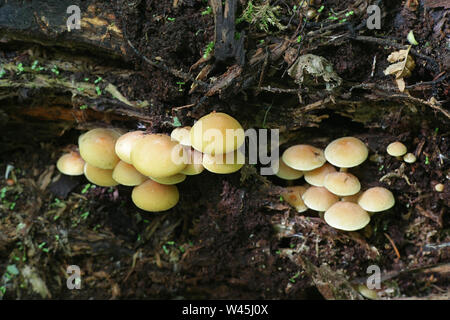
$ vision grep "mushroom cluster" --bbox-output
[56,111,245,212]
[278,137,395,232]
[386,141,416,164]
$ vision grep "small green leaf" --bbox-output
[172,116,182,127]
[6,264,19,276]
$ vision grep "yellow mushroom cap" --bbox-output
[302,186,339,211]
[202,150,245,174]
[403,152,416,163]
[324,172,361,196]
[171,126,192,146]
[150,173,186,185]
[304,163,337,186]
[357,284,378,300]
[131,134,187,178]
[341,191,361,203]
[435,183,444,192]
[324,202,370,231]
[83,163,118,187]
[180,148,205,175]
[387,141,407,157]
[78,128,122,169]
[115,131,145,164]
[324,137,368,168]
[281,186,308,213]
[112,161,147,186]
[131,180,179,212]
[282,144,326,171]
[271,158,304,180]
[56,152,85,176]
[190,112,245,155]
[357,187,395,212]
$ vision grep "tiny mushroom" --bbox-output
[271,158,304,180]
[403,152,416,164]
[282,144,326,171]
[435,183,444,192]
[112,161,147,186]
[151,173,187,185]
[202,150,245,174]
[357,187,395,213]
[115,131,145,164]
[83,163,118,187]
[324,201,370,231]
[281,185,308,213]
[387,141,407,158]
[190,111,245,155]
[171,126,192,146]
[302,186,339,212]
[56,152,85,176]
[324,136,368,169]
[132,180,179,212]
[131,133,187,178]
[79,128,123,169]
[323,172,361,196]
[304,163,336,186]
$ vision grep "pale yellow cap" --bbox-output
[180,148,205,175]
[171,126,192,146]
[304,163,336,186]
[324,137,368,168]
[202,150,245,174]
[302,186,339,211]
[131,180,179,212]
[357,187,395,212]
[56,152,85,176]
[115,131,145,164]
[151,173,186,185]
[83,163,118,187]
[387,141,407,157]
[281,186,308,213]
[112,161,147,186]
[324,202,370,231]
[272,158,304,180]
[79,128,122,169]
[324,172,361,196]
[282,144,326,171]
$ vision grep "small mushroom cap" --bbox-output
[171,126,192,146]
[357,284,378,300]
[281,186,308,213]
[83,163,118,187]
[304,163,336,186]
[150,173,186,185]
[202,150,245,174]
[341,191,361,203]
[271,158,304,180]
[357,187,395,212]
[115,131,145,164]
[387,141,407,157]
[131,134,187,178]
[302,186,339,211]
[324,172,361,196]
[112,161,147,186]
[180,149,205,175]
[131,180,179,212]
[282,144,326,171]
[79,128,122,169]
[324,202,370,231]
[324,137,368,168]
[190,112,245,155]
[403,152,416,163]
[56,152,85,176]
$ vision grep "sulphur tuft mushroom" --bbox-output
[190,111,245,155]
[282,144,326,171]
[180,148,204,175]
[151,173,187,185]
[302,186,339,212]
[56,152,85,176]
[131,180,179,212]
[83,163,118,187]
[324,136,368,169]
[281,185,308,213]
[357,187,395,213]
[115,131,145,164]
[323,172,361,196]
[112,161,147,186]
[171,126,192,147]
[271,158,304,180]
[403,152,416,164]
[434,183,444,192]
[386,141,407,158]
[324,201,370,231]
[131,133,187,178]
[79,128,122,169]
[202,150,245,174]
[304,163,336,186]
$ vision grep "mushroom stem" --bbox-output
[339,167,348,172]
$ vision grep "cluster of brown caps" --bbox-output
[276,137,395,232]
[56,112,245,212]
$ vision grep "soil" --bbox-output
[0,0,448,299]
